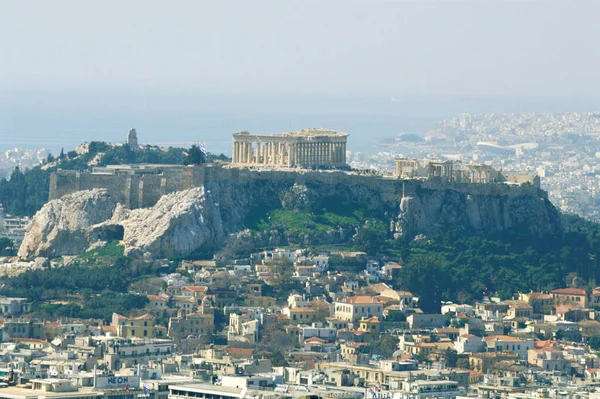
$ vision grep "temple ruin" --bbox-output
[394,157,540,187]
[232,128,348,168]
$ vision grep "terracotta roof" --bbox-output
[311,299,330,307]
[556,304,582,313]
[304,336,327,344]
[587,368,600,374]
[469,370,484,377]
[340,296,379,304]
[225,347,254,356]
[550,288,586,296]
[534,340,556,349]
[147,295,166,302]
[385,263,402,269]
[374,295,397,303]
[527,292,552,299]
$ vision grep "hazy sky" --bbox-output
[2,0,600,102]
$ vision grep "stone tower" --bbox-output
[127,128,139,151]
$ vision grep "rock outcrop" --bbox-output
[18,189,118,259]
[120,187,224,258]
[19,170,563,260]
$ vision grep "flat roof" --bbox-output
[0,386,100,399]
[170,384,243,398]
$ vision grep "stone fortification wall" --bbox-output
[49,166,207,209]
[50,164,548,211]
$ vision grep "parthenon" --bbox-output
[232,128,348,168]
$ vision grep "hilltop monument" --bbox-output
[232,128,348,168]
[127,128,139,151]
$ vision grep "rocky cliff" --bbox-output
[18,170,562,260]
[18,189,118,258]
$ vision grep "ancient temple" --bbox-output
[231,128,348,168]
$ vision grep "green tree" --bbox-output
[444,348,458,368]
[353,220,387,255]
[0,238,15,256]
[371,335,399,358]
[184,145,206,165]
[588,336,600,350]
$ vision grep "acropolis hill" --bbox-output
[21,129,561,260]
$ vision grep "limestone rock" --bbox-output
[120,187,224,258]
[18,189,118,259]
[18,174,562,261]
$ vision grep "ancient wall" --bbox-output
[49,164,548,210]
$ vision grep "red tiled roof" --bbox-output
[550,288,586,296]
[340,296,379,304]
[385,263,402,269]
[556,304,582,313]
[225,348,254,356]
[304,337,327,344]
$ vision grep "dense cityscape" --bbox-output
[3,1,600,398]
[0,125,595,399]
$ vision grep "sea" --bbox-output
[1,90,591,156]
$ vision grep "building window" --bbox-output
[131,330,135,336]
[144,330,148,337]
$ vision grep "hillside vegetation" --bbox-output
[392,214,600,312]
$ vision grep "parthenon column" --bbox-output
[319,143,325,164]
